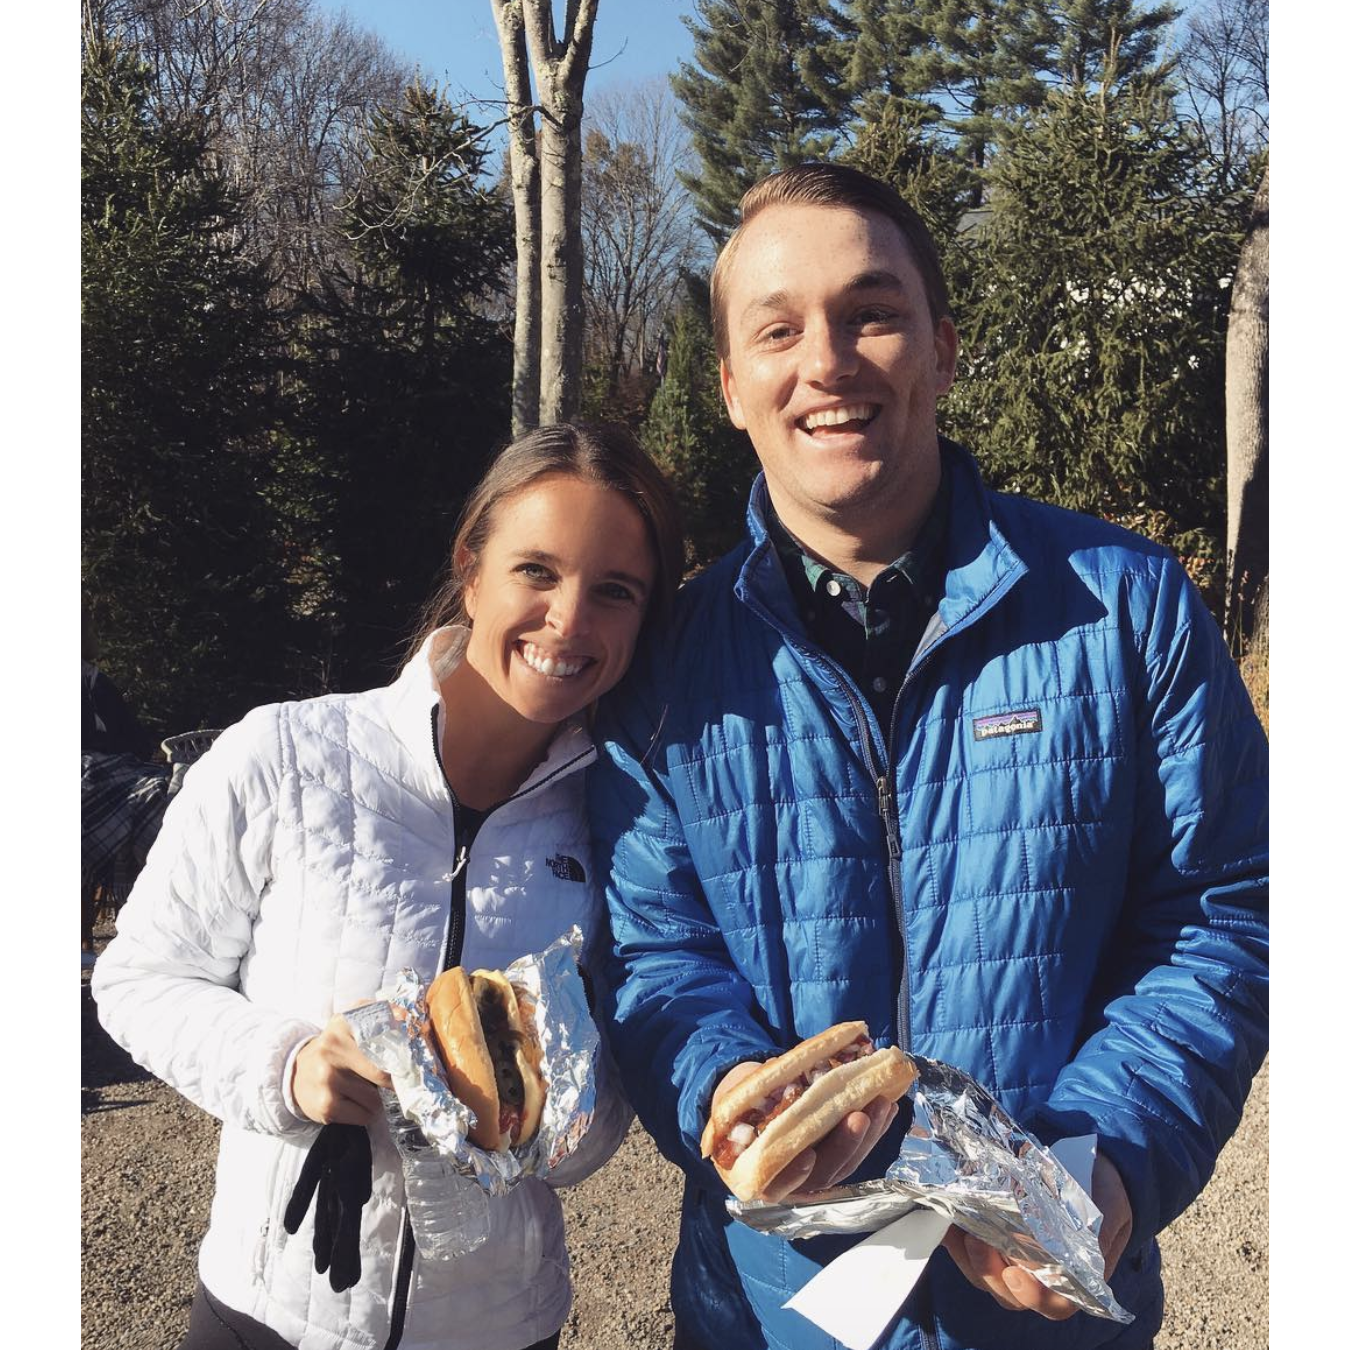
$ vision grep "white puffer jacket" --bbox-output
[92,627,633,1350]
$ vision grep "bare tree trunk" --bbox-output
[522,0,597,424]
[491,0,542,435]
[1224,162,1269,656]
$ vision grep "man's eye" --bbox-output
[855,307,896,328]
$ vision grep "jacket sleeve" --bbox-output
[1024,556,1269,1252]
[91,706,320,1139]
[588,663,780,1185]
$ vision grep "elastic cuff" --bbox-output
[281,1034,317,1123]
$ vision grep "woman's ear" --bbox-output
[457,547,478,622]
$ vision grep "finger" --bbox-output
[756,1150,817,1203]
[849,1097,899,1165]
[941,1229,1023,1312]
[299,1069,388,1125]
[710,1060,768,1109]
[317,1016,395,1086]
[334,1072,387,1121]
[1091,1153,1133,1280]
[1000,1265,1079,1320]
[314,1177,340,1273]
[283,1130,331,1234]
[329,1222,362,1293]
[799,1098,897,1192]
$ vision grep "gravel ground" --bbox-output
[82,951,1268,1350]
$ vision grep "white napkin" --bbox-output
[783,1135,1098,1349]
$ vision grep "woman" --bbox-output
[92,423,684,1350]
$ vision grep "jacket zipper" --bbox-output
[382,708,473,1350]
[383,706,592,1349]
[743,581,913,1050]
[740,534,1023,1350]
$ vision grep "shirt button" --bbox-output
[825,579,843,597]
[872,676,888,693]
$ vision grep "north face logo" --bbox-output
[546,854,587,883]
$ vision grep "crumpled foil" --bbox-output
[343,926,598,1261]
[726,1054,1134,1324]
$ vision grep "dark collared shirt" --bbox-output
[768,461,950,733]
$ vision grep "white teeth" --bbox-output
[803,404,875,430]
[521,643,587,678]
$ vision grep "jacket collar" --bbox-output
[385,625,596,802]
[738,439,1028,643]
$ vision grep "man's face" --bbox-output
[719,202,958,553]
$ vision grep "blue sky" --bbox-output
[311,1,699,108]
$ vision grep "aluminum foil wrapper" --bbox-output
[726,1054,1133,1324]
[344,926,599,1261]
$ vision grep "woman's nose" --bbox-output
[546,587,590,637]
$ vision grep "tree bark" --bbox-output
[490,0,541,435]
[1223,161,1269,657]
[522,0,597,425]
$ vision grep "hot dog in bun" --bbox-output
[426,966,545,1151]
[700,1021,916,1201]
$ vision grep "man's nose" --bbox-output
[801,321,857,383]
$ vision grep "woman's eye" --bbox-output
[596,581,639,604]
[516,562,554,582]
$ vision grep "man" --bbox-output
[589,163,1267,1350]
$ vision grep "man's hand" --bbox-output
[709,1061,900,1204]
[941,1151,1133,1319]
[291,1012,394,1125]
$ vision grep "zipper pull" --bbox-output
[448,845,468,880]
[877,774,901,859]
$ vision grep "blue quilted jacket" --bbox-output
[590,442,1268,1350]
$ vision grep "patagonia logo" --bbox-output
[973,708,1043,741]
[546,854,587,883]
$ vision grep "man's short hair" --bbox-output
[710,162,951,361]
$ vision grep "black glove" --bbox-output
[283,1123,373,1293]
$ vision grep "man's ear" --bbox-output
[720,359,748,429]
[934,316,959,396]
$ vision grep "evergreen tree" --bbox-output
[848,0,1061,200]
[843,98,977,250]
[295,83,514,689]
[1055,0,1179,87]
[673,0,852,238]
[942,71,1248,600]
[642,277,759,567]
[82,26,295,735]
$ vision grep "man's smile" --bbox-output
[798,403,880,435]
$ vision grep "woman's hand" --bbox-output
[291,1013,393,1125]
[940,1150,1133,1319]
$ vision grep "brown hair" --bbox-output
[408,422,684,659]
[710,162,951,360]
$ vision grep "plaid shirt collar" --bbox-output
[767,460,950,621]
[766,458,951,721]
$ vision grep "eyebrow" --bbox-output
[513,548,651,597]
[743,270,910,318]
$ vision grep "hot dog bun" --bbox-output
[700,1022,915,1202]
[426,965,545,1151]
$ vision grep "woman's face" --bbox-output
[461,474,657,726]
